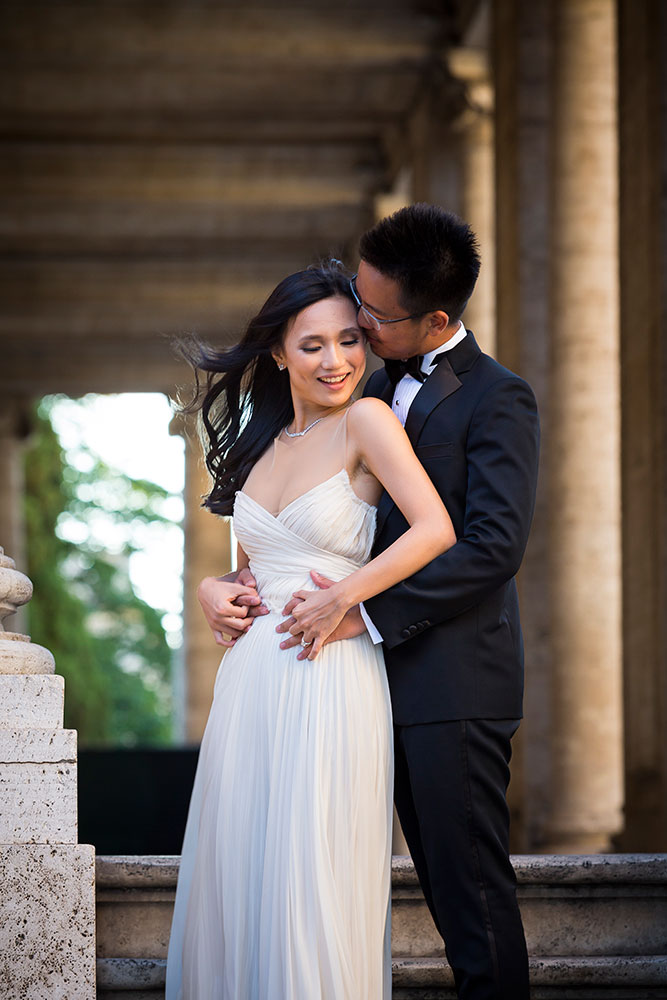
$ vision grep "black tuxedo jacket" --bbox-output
[363,332,540,725]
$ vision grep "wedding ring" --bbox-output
[300,638,310,648]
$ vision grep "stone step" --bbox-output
[95,853,667,998]
[96,955,667,999]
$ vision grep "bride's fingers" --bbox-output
[279,632,302,650]
[307,636,323,660]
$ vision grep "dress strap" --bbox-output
[328,406,352,474]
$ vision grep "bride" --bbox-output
[166,261,455,999]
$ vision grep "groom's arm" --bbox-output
[363,376,540,650]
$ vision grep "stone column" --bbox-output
[0,547,96,997]
[545,0,623,852]
[616,0,667,850]
[492,0,552,851]
[0,402,28,630]
[173,417,234,742]
[447,48,496,357]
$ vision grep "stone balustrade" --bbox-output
[0,546,96,999]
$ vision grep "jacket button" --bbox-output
[408,624,418,635]
[401,628,411,639]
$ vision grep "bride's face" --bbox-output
[275,295,366,410]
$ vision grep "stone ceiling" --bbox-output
[0,0,479,397]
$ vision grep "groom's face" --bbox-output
[354,261,434,360]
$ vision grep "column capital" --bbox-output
[446,47,494,120]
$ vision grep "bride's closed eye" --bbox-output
[302,338,360,353]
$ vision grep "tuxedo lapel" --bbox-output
[373,332,481,537]
[379,378,394,406]
[403,354,462,444]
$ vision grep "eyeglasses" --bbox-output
[349,275,424,333]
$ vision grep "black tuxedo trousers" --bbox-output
[363,334,539,999]
[394,719,529,999]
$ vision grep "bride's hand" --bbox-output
[288,584,350,660]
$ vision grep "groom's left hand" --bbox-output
[277,571,366,660]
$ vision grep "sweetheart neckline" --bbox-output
[236,468,375,521]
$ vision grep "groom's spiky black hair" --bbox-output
[359,203,481,323]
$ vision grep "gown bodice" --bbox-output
[233,468,377,614]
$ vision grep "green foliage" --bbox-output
[23,401,174,747]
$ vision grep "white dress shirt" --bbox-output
[360,323,468,644]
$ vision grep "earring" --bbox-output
[277,363,286,371]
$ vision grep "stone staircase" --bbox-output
[95,853,667,998]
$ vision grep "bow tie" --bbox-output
[384,352,446,387]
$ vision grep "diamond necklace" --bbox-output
[283,417,323,438]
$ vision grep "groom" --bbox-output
[199,204,539,999]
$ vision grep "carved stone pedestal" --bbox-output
[0,546,96,999]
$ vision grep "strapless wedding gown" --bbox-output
[166,469,393,999]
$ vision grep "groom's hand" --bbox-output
[198,567,269,647]
[277,570,366,660]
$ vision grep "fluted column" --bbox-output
[0,548,95,996]
[492,0,552,851]
[172,417,234,742]
[448,49,496,357]
[616,0,667,849]
[545,0,623,852]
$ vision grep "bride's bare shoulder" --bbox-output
[346,397,404,449]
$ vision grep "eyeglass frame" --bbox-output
[349,274,425,333]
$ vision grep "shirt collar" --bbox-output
[421,322,467,373]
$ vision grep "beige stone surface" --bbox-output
[0,727,76,763]
[0,635,56,674]
[546,0,623,853]
[180,428,233,741]
[0,674,64,729]
[0,563,32,607]
[0,535,27,637]
[97,897,174,960]
[616,0,667,852]
[0,432,25,604]
[0,843,96,999]
[95,853,667,969]
[0,760,77,844]
[492,0,553,852]
[447,47,495,358]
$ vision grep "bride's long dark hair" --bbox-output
[180,260,355,516]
